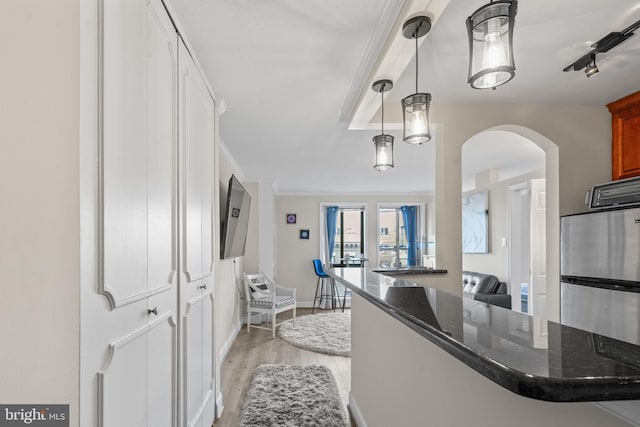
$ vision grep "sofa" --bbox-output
[462,271,511,309]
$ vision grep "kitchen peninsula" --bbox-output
[329,268,640,427]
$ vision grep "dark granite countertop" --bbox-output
[328,267,640,402]
[373,267,448,275]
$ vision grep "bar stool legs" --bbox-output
[340,283,347,313]
[312,276,322,313]
[329,278,345,311]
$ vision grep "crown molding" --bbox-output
[339,0,409,126]
[218,138,245,181]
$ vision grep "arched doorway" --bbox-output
[461,125,559,320]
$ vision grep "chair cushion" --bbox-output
[250,295,296,309]
[250,282,272,298]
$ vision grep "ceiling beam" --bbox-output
[340,0,450,130]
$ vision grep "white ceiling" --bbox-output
[461,131,545,192]
[169,0,640,194]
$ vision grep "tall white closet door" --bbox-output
[178,39,216,427]
[97,0,178,425]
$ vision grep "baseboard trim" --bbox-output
[348,392,368,427]
[296,299,352,308]
[219,320,242,366]
[216,392,224,420]
[216,320,241,422]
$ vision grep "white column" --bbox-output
[259,178,276,278]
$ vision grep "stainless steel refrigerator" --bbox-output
[560,207,640,346]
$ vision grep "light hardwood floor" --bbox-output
[214,308,352,427]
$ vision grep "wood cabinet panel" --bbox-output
[102,0,177,307]
[99,313,176,427]
[608,90,640,181]
[148,314,177,427]
[181,58,214,283]
[200,292,216,426]
[182,292,215,427]
[102,0,148,305]
[100,328,147,427]
[96,0,179,426]
[178,39,216,427]
[147,0,178,296]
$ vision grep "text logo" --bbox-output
[0,405,68,427]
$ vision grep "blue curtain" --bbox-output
[401,206,418,266]
[326,206,339,264]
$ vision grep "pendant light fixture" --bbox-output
[372,79,394,171]
[401,16,432,145]
[466,0,518,90]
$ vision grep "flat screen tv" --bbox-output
[221,175,251,259]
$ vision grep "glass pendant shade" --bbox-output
[466,0,517,89]
[401,16,433,145]
[402,93,431,144]
[373,134,394,171]
[372,79,394,171]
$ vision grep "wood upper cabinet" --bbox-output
[608,90,640,181]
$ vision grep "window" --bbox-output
[330,208,365,267]
[378,208,407,268]
[378,204,427,268]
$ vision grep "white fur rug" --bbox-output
[279,312,351,357]
[238,364,348,427]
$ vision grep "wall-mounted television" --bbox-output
[221,175,251,259]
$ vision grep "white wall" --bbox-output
[259,179,276,278]
[0,1,80,425]
[243,182,260,275]
[462,170,545,281]
[275,194,433,305]
[384,102,611,321]
[216,145,247,365]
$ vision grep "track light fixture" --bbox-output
[584,54,599,78]
[466,0,518,90]
[401,16,432,145]
[372,79,394,171]
[563,18,640,75]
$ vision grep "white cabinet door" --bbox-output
[98,0,178,425]
[102,0,176,307]
[102,0,149,308]
[100,313,176,427]
[178,39,216,427]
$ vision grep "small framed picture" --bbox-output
[299,229,310,240]
[286,213,297,224]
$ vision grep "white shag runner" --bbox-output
[239,364,348,427]
[279,312,351,357]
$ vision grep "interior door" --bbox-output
[529,179,547,319]
[178,38,216,427]
[98,0,178,425]
[507,184,530,313]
